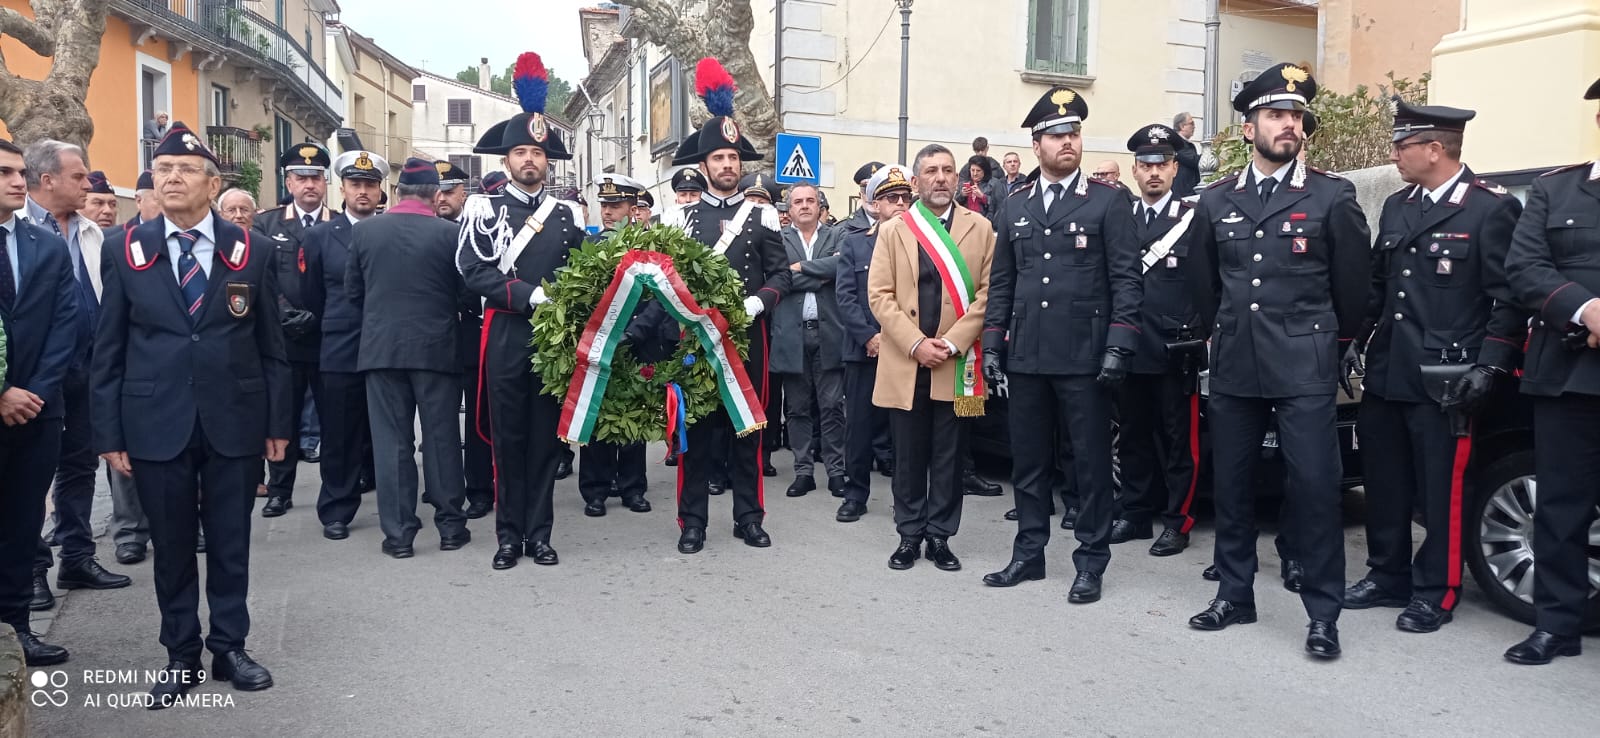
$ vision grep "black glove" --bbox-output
[1095,347,1133,391]
[1338,341,1364,399]
[982,350,1006,387]
[281,308,316,339]
[1443,365,1502,415]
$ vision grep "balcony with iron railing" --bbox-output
[206,125,262,181]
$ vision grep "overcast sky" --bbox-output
[333,0,595,84]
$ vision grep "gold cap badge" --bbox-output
[1050,89,1076,115]
[1281,65,1309,92]
[298,145,320,164]
[354,153,374,170]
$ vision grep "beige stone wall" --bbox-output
[1320,0,1461,93]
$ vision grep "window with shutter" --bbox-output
[1027,0,1091,76]
[447,99,472,125]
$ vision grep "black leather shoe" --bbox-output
[1060,506,1079,530]
[1280,559,1305,593]
[584,500,607,517]
[554,459,573,480]
[1189,600,1258,630]
[962,471,1003,496]
[1343,577,1409,609]
[261,496,292,517]
[678,527,705,554]
[664,453,678,467]
[622,496,651,513]
[147,661,202,709]
[763,461,778,477]
[492,544,520,569]
[733,522,771,547]
[381,541,414,559]
[1305,620,1341,659]
[465,500,493,519]
[1068,571,1102,603]
[925,537,961,571]
[528,541,559,565]
[439,532,471,551]
[828,476,848,498]
[1004,508,1019,521]
[1202,564,1220,581]
[983,559,1046,587]
[322,522,349,540]
[875,458,894,477]
[57,558,132,590]
[1504,630,1582,665]
[115,543,148,565]
[1109,518,1153,544]
[300,446,321,463]
[888,537,921,570]
[1149,528,1189,556]
[786,476,816,497]
[212,649,274,690]
[835,500,866,522]
[707,481,726,496]
[29,573,54,611]
[1395,598,1452,633]
[17,630,68,666]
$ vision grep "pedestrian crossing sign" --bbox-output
[774,132,820,185]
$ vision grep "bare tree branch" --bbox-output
[0,6,55,57]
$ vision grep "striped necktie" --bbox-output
[176,229,207,320]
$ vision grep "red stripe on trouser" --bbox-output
[480,309,501,506]
[1177,392,1201,534]
[1441,430,1473,611]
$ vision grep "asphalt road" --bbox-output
[27,447,1599,737]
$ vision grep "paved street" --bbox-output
[28,447,1598,737]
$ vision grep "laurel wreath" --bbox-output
[530,223,753,445]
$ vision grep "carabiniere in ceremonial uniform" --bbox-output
[456,51,585,571]
[1184,63,1370,658]
[1342,100,1525,634]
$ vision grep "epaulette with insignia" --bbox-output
[1538,162,1587,177]
[1007,184,1033,198]
[1205,175,1239,190]
[1086,177,1119,189]
[1474,179,1509,196]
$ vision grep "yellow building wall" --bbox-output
[1431,0,1600,171]
[1214,5,1319,128]
[0,5,200,191]
[1321,0,1461,94]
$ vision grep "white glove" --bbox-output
[530,286,550,307]
[744,295,764,318]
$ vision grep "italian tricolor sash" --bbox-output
[902,202,985,417]
[557,249,766,444]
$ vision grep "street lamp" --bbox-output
[586,107,632,150]
[897,0,913,164]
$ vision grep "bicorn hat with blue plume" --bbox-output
[671,57,763,166]
[474,52,572,160]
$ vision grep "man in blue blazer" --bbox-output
[304,150,385,541]
[91,125,292,707]
[0,138,79,666]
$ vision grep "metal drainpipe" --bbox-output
[774,0,784,129]
[897,0,912,164]
[1204,0,1220,141]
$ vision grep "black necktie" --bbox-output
[1145,207,1156,226]
[302,214,315,228]
[0,226,15,312]
[1046,183,1064,214]
[1259,177,1277,204]
[1420,195,1434,214]
[176,229,208,321]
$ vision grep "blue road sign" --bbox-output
[774,133,821,185]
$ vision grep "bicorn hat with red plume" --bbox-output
[474,51,572,160]
[671,57,763,165]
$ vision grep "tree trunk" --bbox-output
[612,0,780,169]
[0,1,111,149]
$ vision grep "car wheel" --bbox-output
[1464,450,1600,630]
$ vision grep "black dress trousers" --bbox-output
[0,419,63,634]
[315,370,371,526]
[1531,394,1600,637]
[579,442,648,503]
[1007,373,1115,573]
[889,369,967,539]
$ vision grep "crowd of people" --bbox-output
[2,52,1599,711]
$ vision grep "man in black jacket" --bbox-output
[1500,77,1600,666]
[0,138,80,665]
[1341,101,1524,634]
[303,150,386,541]
[1183,64,1370,658]
[981,87,1143,605]
[93,126,291,704]
[348,159,470,557]
[253,143,336,518]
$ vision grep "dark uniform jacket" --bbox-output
[1506,160,1600,398]
[301,214,361,373]
[769,224,843,374]
[252,204,336,364]
[445,217,481,372]
[1186,161,1370,398]
[0,218,79,420]
[840,207,872,236]
[1130,196,1201,374]
[1362,165,1524,403]
[456,185,585,348]
[91,213,292,461]
[983,171,1143,376]
[348,202,466,373]
[662,192,790,312]
[836,224,883,363]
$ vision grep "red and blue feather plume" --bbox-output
[513,52,549,115]
[694,57,736,117]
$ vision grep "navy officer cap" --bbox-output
[1022,87,1088,136]
[1126,123,1191,163]
[1391,97,1475,142]
[1233,62,1317,113]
